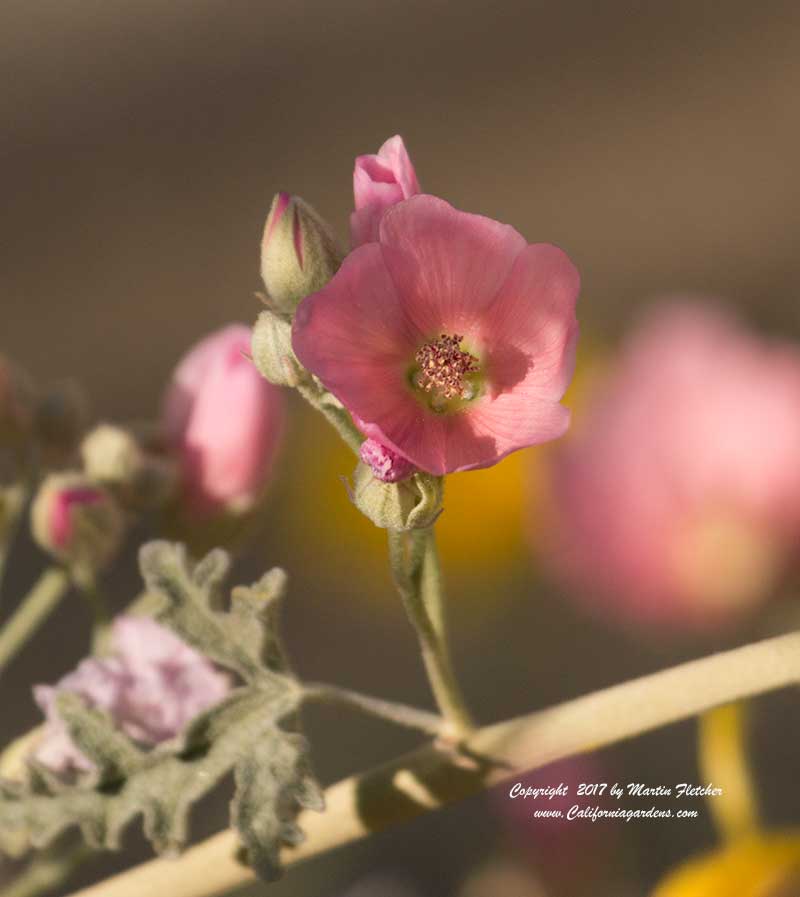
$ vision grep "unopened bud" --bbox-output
[260,192,344,314]
[251,309,305,387]
[31,473,124,574]
[81,424,177,509]
[350,461,443,530]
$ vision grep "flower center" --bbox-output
[414,334,480,405]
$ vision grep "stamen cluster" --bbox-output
[414,334,479,401]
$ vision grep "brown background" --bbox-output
[2,2,800,895]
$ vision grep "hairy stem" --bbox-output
[0,483,30,610]
[303,683,446,736]
[63,631,800,897]
[698,702,760,841]
[295,380,363,455]
[388,527,474,737]
[0,567,71,675]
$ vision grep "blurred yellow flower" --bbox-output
[652,832,800,897]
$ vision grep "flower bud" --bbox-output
[350,135,420,247]
[30,472,124,573]
[260,192,344,314]
[162,324,284,515]
[350,461,443,530]
[81,424,177,509]
[251,309,305,387]
[359,437,415,483]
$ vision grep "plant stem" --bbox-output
[0,483,30,610]
[0,567,71,675]
[80,579,111,651]
[1,841,95,897]
[698,702,760,841]
[295,380,363,455]
[302,683,446,736]
[388,526,474,737]
[63,630,800,897]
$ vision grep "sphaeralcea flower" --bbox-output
[350,135,420,247]
[162,324,284,515]
[293,194,579,476]
[33,615,230,774]
[545,302,800,631]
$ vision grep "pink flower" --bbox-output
[350,135,420,247]
[545,302,800,631]
[33,616,230,774]
[293,195,579,476]
[162,324,284,514]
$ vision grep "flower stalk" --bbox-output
[302,682,446,737]
[61,630,800,897]
[0,567,71,675]
[387,526,474,737]
[294,378,363,455]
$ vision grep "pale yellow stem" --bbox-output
[61,631,800,897]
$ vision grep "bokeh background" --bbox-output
[3,1,800,894]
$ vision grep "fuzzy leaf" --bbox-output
[0,542,323,880]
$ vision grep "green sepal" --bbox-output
[251,309,305,388]
[351,462,444,530]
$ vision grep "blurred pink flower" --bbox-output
[350,135,420,247]
[33,615,230,774]
[293,195,579,476]
[162,324,284,514]
[545,302,800,631]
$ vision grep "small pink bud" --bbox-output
[350,135,421,247]
[260,192,343,313]
[30,472,124,572]
[359,437,415,483]
[162,324,284,515]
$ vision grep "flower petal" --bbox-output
[482,243,580,400]
[292,243,422,409]
[378,195,527,338]
[362,391,569,476]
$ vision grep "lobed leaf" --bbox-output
[0,542,323,880]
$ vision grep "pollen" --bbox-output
[414,334,479,401]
